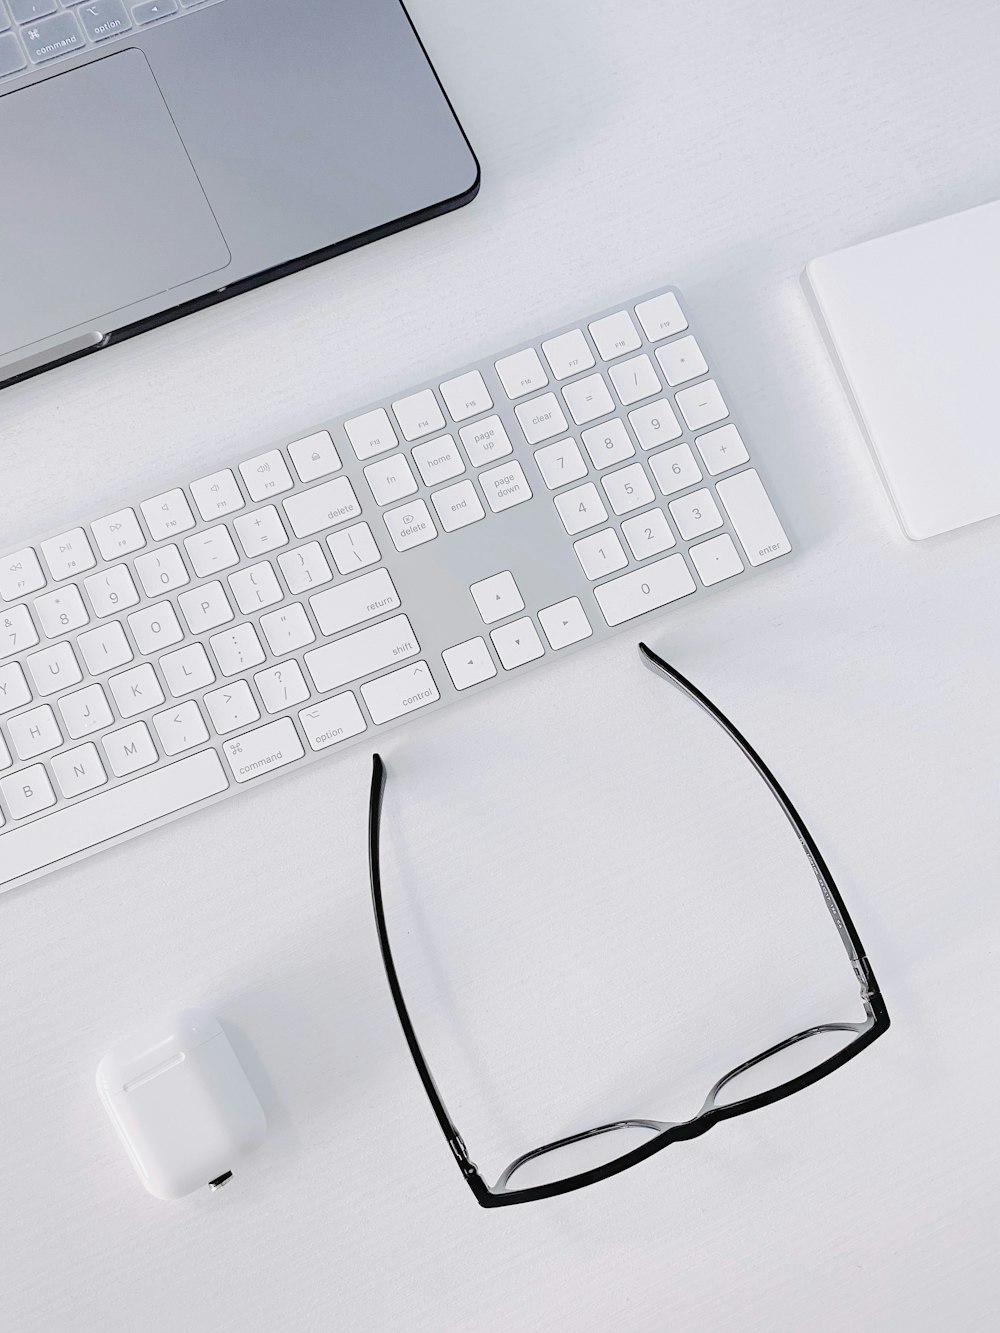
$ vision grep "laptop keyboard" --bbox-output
[0,0,225,80]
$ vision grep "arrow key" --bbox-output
[538,597,592,651]
[491,617,544,670]
[442,637,496,691]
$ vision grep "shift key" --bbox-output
[304,614,419,692]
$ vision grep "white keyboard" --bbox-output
[0,285,791,893]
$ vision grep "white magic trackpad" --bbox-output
[0,49,230,357]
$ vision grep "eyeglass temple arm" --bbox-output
[368,753,488,1196]
[637,643,884,1015]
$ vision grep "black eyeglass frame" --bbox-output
[368,642,889,1208]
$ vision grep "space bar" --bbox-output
[0,750,229,890]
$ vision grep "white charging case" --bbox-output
[97,1008,267,1200]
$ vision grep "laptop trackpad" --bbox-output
[0,49,230,357]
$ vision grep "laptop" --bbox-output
[0,0,480,388]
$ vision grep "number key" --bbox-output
[0,605,39,659]
[601,463,655,515]
[668,487,725,540]
[649,443,702,497]
[534,437,587,491]
[621,508,676,560]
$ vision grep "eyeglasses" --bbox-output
[368,642,889,1207]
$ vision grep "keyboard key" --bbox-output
[77,0,131,42]
[132,0,177,24]
[103,722,158,777]
[344,408,397,461]
[609,354,661,406]
[0,663,31,716]
[440,370,492,422]
[413,434,465,486]
[128,602,183,655]
[0,33,25,79]
[326,522,381,574]
[153,701,209,757]
[190,470,245,521]
[696,424,749,477]
[392,390,445,442]
[491,617,544,670]
[589,311,640,360]
[480,461,532,513]
[442,637,496,690]
[51,744,107,799]
[649,443,702,496]
[288,431,341,484]
[59,684,113,740]
[621,508,676,560]
[0,751,228,885]
[361,660,439,724]
[602,462,654,515]
[77,622,133,675]
[634,291,687,341]
[255,661,310,714]
[109,663,164,718]
[628,399,682,450]
[84,564,140,617]
[364,453,418,506]
[228,561,283,614]
[299,693,367,750]
[22,11,83,62]
[35,586,88,638]
[205,681,260,736]
[304,614,419,693]
[716,469,791,566]
[459,415,513,467]
[562,373,615,426]
[41,528,95,581]
[1,605,39,657]
[8,704,62,760]
[0,548,45,601]
[184,525,240,578]
[554,482,608,535]
[384,500,436,552]
[675,380,729,431]
[594,554,696,627]
[140,489,195,541]
[656,335,708,386]
[278,542,332,594]
[134,544,189,598]
[0,735,9,772]
[1,765,56,819]
[495,348,547,400]
[259,604,315,657]
[471,571,523,625]
[159,643,215,697]
[223,719,304,783]
[538,597,592,650]
[239,451,294,502]
[90,509,145,562]
[311,569,400,635]
[432,480,485,532]
[534,437,587,490]
[515,392,568,445]
[669,488,724,540]
[178,581,234,634]
[209,624,265,677]
[574,529,628,580]
[690,533,745,586]
[283,478,361,539]
[233,505,288,557]
[541,329,595,381]
[581,419,635,470]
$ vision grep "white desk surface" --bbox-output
[3,2,1000,1328]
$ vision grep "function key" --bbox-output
[140,488,196,541]
[345,407,397,461]
[0,548,45,602]
[40,528,96,581]
[588,310,641,361]
[495,347,547,400]
[288,430,341,484]
[239,450,294,502]
[439,370,492,422]
[191,469,245,521]
[634,291,688,342]
[392,389,445,442]
[541,329,595,381]
[91,508,146,561]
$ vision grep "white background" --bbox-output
[2,1,1000,1327]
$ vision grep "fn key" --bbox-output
[716,469,791,566]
